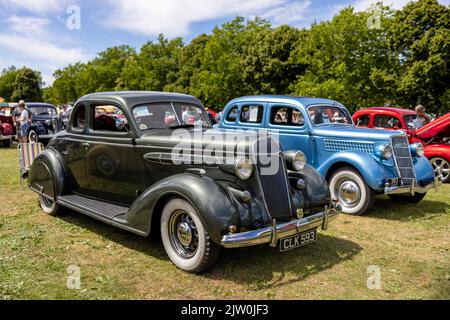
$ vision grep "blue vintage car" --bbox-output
[218,96,440,215]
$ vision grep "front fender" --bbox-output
[289,164,330,207]
[317,152,387,191]
[412,155,435,185]
[28,148,70,199]
[122,173,239,244]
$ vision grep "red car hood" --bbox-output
[414,112,450,140]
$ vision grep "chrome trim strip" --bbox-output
[221,208,339,248]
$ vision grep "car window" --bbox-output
[29,106,57,116]
[308,106,352,125]
[374,115,401,129]
[72,105,86,130]
[240,104,263,124]
[225,106,238,122]
[355,114,371,127]
[270,106,305,127]
[132,102,209,131]
[92,105,128,132]
[404,115,424,130]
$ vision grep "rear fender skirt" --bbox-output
[123,173,239,244]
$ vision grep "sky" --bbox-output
[0,0,449,86]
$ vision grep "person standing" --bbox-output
[415,105,431,125]
[17,101,30,143]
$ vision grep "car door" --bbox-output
[264,103,315,166]
[82,102,139,205]
[59,103,90,191]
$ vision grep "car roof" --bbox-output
[77,91,203,109]
[26,102,57,108]
[225,95,340,108]
[358,107,417,116]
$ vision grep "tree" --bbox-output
[243,25,306,94]
[11,67,43,102]
[388,0,450,113]
[0,66,19,101]
[189,17,270,108]
[117,35,183,91]
[290,6,399,112]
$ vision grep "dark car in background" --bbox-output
[23,103,63,144]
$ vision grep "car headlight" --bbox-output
[283,151,307,171]
[45,120,52,125]
[410,143,424,157]
[375,144,392,160]
[235,158,253,180]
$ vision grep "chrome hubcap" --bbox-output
[336,180,361,207]
[168,210,199,258]
[431,158,449,181]
[177,222,193,246]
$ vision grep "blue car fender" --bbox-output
[316,152,387,191]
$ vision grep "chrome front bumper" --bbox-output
[0,135,12,140]
[384,177,442,195]
[221,206,340,249]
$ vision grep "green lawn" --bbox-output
[0,147,449,299]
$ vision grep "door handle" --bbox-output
[82,142,90,149]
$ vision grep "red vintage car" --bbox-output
[0,106,15,147]
[353,107,450,182]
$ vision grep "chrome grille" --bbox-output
[391,135,415,185]
[324,139,374,154]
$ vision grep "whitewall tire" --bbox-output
[329,167,375,215]
[39,194,61,216]
[160,198,220,273]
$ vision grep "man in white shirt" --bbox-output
[17,101,30,143]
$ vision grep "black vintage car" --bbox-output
[19,103,63,144]
[28,91,339,273]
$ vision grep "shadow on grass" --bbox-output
[56,208,361,285]
[368,197,449,221]
[206,234,362,289]
[56,208,168,261]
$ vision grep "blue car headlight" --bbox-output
[375,144,392,160]
[410,143,424,157]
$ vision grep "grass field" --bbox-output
[0,147,449,300]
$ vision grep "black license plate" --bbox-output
[279,229,317,252]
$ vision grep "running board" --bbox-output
[57,194,147,237]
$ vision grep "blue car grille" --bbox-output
[324,139,374,154]
[391,136,415,185]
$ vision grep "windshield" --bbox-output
[308,106,352,125]
[404,115,424,130]
[132,102,210,131]
[29,106,57,116]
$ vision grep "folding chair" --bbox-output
[17,142,44,189]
